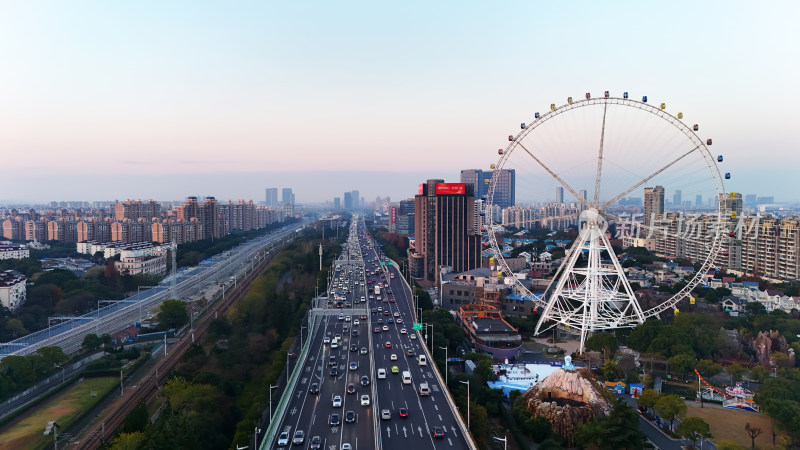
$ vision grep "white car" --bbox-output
[277,430,290,447]
[390,353,397,361]
[360,394,370,406]
[342,444,352,450]
[410,333,417,340]
[400,328,407,334]
[382,325,389,331]
[333,395,342,408]
[353,319,360,326]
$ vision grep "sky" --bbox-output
[1,1,798,205]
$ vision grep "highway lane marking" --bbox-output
[434,404,438,411]
[438,414,442,421]
[448,437,453,446]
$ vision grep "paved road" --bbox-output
[0,221,309,359]
[270,221,376,449]
[268,219,472,449]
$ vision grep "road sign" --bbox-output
[413,323,422,331]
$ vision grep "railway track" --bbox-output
[74,247,278,449]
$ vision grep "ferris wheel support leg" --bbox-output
[534,220,592,338]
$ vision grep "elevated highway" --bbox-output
[263,219,475,450]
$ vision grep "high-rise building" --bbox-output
[343,192,353,210]
[578,189,588,203]
[397,199,415,235]
[757,196,774,204]
[555,187,564,204]
[265,188,279,207]
[200,196,220,240]
[643,186,665,226]
[115,200,161,221]
[460,169,516,208]
[351,190,360,209]
[408,180,482,282]
[719,192,743,216]
[696,195,703,208]
[745,194,757,206]
[333,197,341,210]
[281,188,293,206]
[673,190,682,208]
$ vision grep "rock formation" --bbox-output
[753,330,789,368]
[520,368,611,446]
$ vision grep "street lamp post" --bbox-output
[439,346,448,386]
[459,380,470,430]
[269,384,278,421]
[493,435,507,450]
[286,352,295,380]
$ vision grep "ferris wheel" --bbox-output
[485,91,728,353]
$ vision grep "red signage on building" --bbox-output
[390,206,397,224]
[435,183,466,195]
[418,184,425,195]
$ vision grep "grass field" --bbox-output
[686,403,788,449]
[0,377,118,450]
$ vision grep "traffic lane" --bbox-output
[274,316,333,448]
[372,316,442,448]
[380,260,470,448]
[278,313,368,448]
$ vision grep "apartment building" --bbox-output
[0,270,27,311]
[0,244,30,260]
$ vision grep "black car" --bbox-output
[309,383,319,394]
[360,375,369,387]
[350,345,358,352]
[328,356,337,367]
[352,330,359,337]
[330,367,338,377]
[330,414,340,427]
[398,407,408,418]
[346,383,356,394]
[345,410,356,423]
[406,349,415,357]
[432,426,445,439]
[309,436,322,449]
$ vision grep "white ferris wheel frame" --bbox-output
[485,96,727,328]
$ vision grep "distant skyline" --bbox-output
[1,1,799,203]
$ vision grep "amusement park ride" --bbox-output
[485,91,731,353]
[694,368,759,411]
